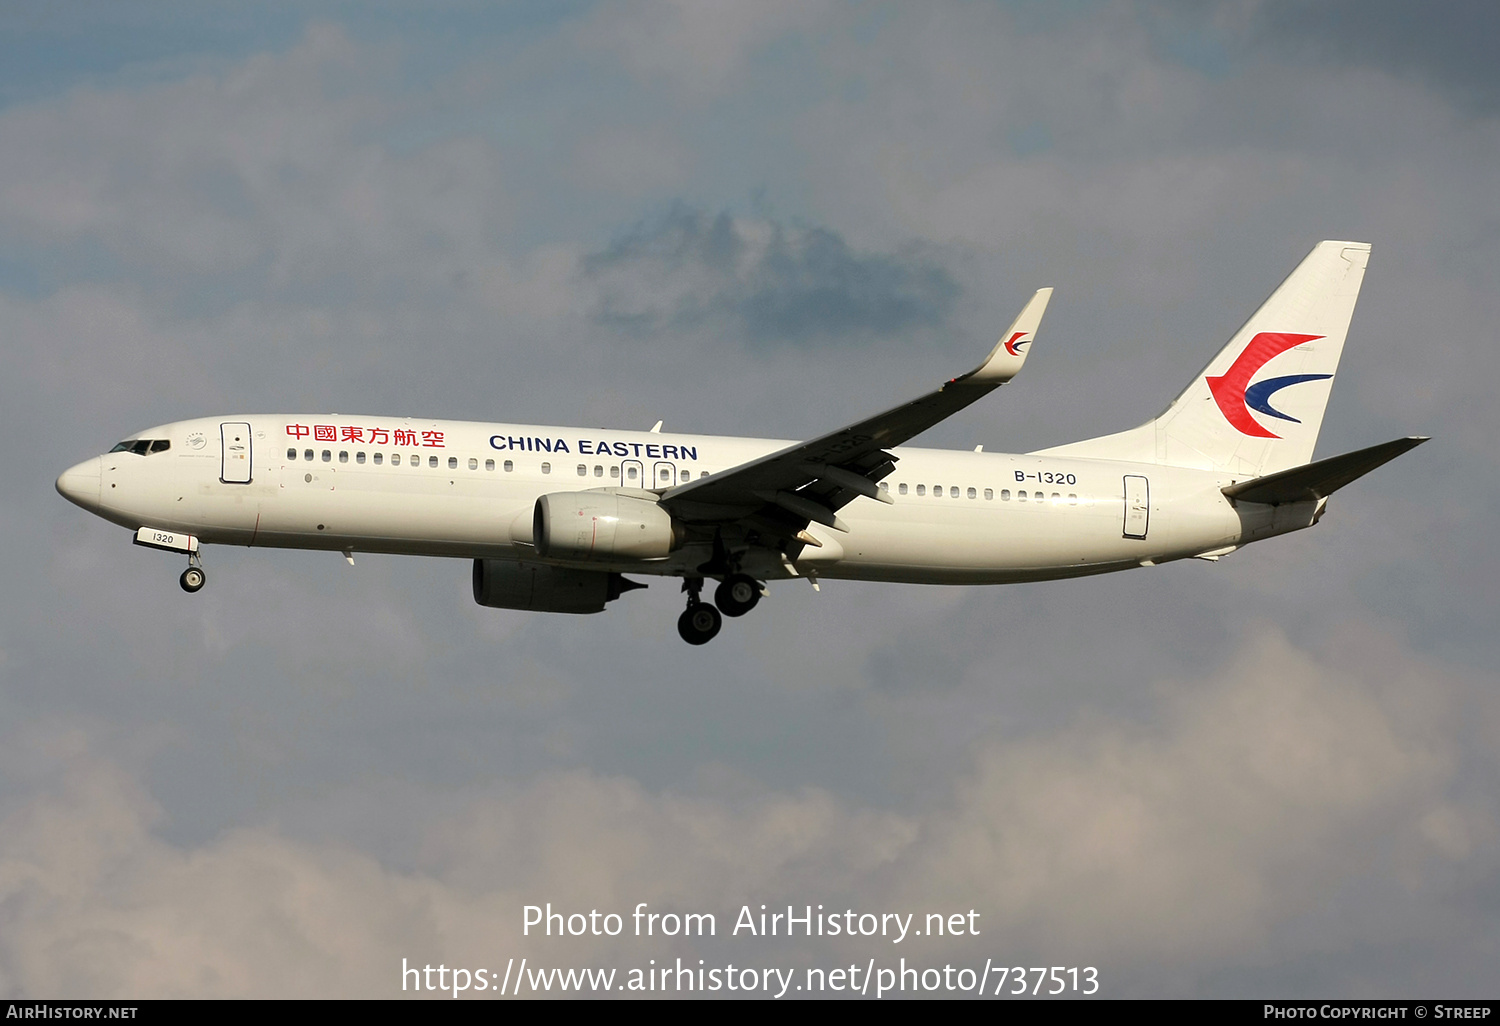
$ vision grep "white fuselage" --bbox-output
[58,414,1320,585]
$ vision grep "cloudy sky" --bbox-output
[2,0,1497,999]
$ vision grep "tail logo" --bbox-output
[1004,331,1031,357]
[1207,332,1330,438]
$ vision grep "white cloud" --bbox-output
[1,627,1489,997]
[573,0,831,97]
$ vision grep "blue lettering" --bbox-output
[579,440,594,455]
[535,438,551,452]
[662,444,679,459]
[631,443,642,457]
[612,442,629,457]
[681,445,697,461]
[490,435,506,450]
[508,436,526,451]
[553,438,569,453]
[596,440,613,456]
[646,443,661,459]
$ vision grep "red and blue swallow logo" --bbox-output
[1004,331,1031,357]
[1207,332,1331,438]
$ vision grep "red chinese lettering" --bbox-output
[340,426,365,443]
[314,424,336,442]
[394,429,417,446]
[368,427,390,445]
[421,430,445,448]
[286,424,310,439]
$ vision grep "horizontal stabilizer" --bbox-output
[1222,436,1428,505]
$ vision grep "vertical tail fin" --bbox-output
[1036,241,1371,476]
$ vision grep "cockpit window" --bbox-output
[109,439,170,456]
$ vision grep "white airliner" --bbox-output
[57,240,1424,643]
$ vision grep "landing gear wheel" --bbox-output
[179,566,206,593]
[714,574,761,617]
[677,603,722,645]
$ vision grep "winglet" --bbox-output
[958,287,1053,385]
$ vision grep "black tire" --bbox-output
[677,602,722,644]
[180,567,206,593]
[714,574,761,617]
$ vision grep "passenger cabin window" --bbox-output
[322,450,332,462]
[373,453,383,465]
[1018,490,1026,500]
[485,459,494,471]
[356,452,366,464]
[448,456,458,469]
[626,466,637,481]
[541,462,551,474]
[429,456,439,468]
[287,448,297,460]
[611,466,620,479]
[577,464,587,477]
[984,488,993,500]
[339,451,348,463]
[504,460,514,472]
[680,470,691,481]
[952,486,960,498]
[967,487,976,499]
[1000,489,1010,500]
[899,483,908,495]
[594,465,604,477]
[468,458,477,470]
[916,484,926,496]
[392,453,402,465]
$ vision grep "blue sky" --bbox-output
[2,1,1498,998]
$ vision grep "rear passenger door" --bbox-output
[1122,474,1149,539]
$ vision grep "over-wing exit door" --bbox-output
[221,422,252,484]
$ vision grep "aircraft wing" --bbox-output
[660,288,1052,537]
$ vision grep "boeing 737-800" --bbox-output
[56,240,1424,644]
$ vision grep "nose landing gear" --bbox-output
[179,551,206,593]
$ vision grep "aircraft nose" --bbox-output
[56,456,102,510]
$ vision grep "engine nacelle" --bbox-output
[472,559,643,614]
[533,492,683,562]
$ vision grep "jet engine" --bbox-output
[532,492,684,562]
[472,559,644,614]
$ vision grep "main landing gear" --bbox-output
[179,551,206,593]
[677,573,765,644]
[714,573,761,617]
[677,577,722,645]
